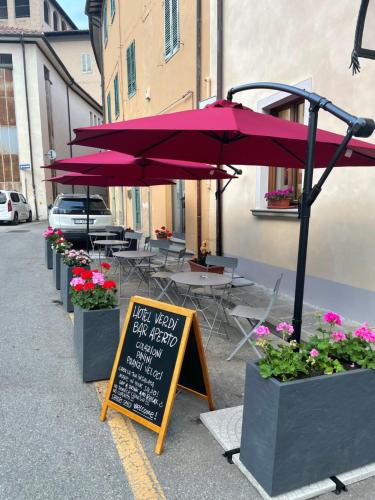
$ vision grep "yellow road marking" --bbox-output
[69,313,166,499]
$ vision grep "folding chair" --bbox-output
[226,274,283,361]
[135,239,171,292]
[150,248,186,302]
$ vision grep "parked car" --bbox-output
[0,190,32,224]
[48,194,113,240]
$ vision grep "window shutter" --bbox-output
[171,0,179,52]
[164,0,171,58]
[127,42,136,97]
[107,92,112,123]
[114,74,119,116]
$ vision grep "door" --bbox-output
[19,193,29,218]
[10,192,22,218]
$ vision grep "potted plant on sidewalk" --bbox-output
[265,187,293,208]
[43,227,61,270]
[188,240,224,274]
[52,236,72,290]
[155,225,172,239]
[60,249,91,312]
[240,315,375,497]
[70,263,119,382]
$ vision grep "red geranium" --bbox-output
[74,284,84,291]
[161,226,166,230]
[83,281,95,291]
[72,267,85,276]
[56,229,63,236]
[81,269,93,280]
[101,262,111,270]
[103,280,116,289]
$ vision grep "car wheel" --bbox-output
[26,211,32,223]
[13,212,19,225]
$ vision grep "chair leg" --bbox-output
[226,318,262,361]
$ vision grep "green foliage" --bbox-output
[70,286,117,311]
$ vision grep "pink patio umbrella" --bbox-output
[69,82,375,343]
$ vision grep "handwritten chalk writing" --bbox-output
[132,321,149,337]
[132,306,152,323]
[136,342,163,358]
[154,312,179,331]
[148,326,178,347]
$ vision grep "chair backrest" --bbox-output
[264,274,283,319]
[206,255,238,278]
[149,239,171,250]
[175,248,186,271]
[143,236,151,250]
[124,231,143,249]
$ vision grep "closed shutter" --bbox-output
[171,0,179,53]
[107,92,112,123]
[103,2,108,44]
[126,41,136,97]
[164,0,171,58]
[114,73,119,116]
[164,0,179,60]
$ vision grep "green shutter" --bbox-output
[164,0,171,58]
[127,41,136,97]
[107,92,112,123]
[114,73,119,117]
[111,0,116,19]
[103,2,108,44]
[132,187,142,230]
[171,0,179,53]
[164,0,179,60]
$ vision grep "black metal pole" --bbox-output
[291,105,319,342]
[86,185,90,252]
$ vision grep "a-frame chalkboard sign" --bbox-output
[100,296,215,454]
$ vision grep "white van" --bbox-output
[0,190,32,224]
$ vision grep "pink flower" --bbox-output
[70,277,85,287]
[354,323,375,343]
[92,271,105,285]
[310,348,319,358]
[276,322,294,335]
[331,331,346,342]
[323,311,342,326]
[255,325,270,338]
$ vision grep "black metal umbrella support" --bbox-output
[86,184,90,252]
[227,82,375,343]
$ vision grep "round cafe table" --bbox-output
[170,271,232,288]
[93,239,127,261]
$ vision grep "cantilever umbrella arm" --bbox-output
[227,82,375,343]
[215,164,242,199]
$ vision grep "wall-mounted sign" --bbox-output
[100,296,215,454]
[47,149,57,161]
[19,163,31,170]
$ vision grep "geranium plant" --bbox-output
[155,226,172,239]
[52,236,72,253]
[70,262,117,310]
[63,249,91,267]
[264,187,293,201]
[255,312,375,382]
[43,227,63,244]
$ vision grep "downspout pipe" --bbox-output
[66,80,74,192]
[215,0,223,255]
[21,33,39,220]
[196,0,202,254]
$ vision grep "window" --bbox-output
[19,194,26,203]
[44,1,49,24]
[114,73,120,117]
[0,0,8,19]
[0,192,6,204]
[15,0,30,17]
[106,92,112,123]
[103,1,108,45]
[81,53,92,73]
[132,187,142,230]
[53,11,59,30]
[57,197,110,215]
[110,0,116,19]
[10,192,20,202]
[268,100,304,203]
[94,114,98,125]
[164,0,180,60]
[61,20,67,31]
[126,41,136,97]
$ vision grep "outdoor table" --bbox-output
[115,250,156,297]
[93,239,128,262]
[88,231,118,253]
[170,272,232,344]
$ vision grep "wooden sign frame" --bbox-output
[100,296,215,454]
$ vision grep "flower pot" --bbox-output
[45,239,53,270]
[188,259,224,274]
[240,362,375,497]
[53,251,62,290]
[60,263,89,313]
[267,198,291,209]
[156,234,168,240]
[73,305,120,382]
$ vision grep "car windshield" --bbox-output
[0,192,6,204]
[57,198,110,215]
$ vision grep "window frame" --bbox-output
[164,0,180,61]
[0,0,8,19]
[44,1,50,24]
[15,0,30,18]
[81,53,92,74]
[126,40,136,98]
[61,20,67,31]
[53,11,59,31]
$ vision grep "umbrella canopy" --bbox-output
[46,151,235,180]
[71,100,375,168]
[45,173,176,187]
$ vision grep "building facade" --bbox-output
[86,0,214,250]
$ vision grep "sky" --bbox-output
[57,0,88,29]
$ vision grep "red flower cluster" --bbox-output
[103,280,116,289]
[155,226,173,238]
[101,262,111,270]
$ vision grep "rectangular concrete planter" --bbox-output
[73,305,120,383]
[60,263,90,313]
[45,239,53,269]
[240,362,375,497]
[53,251,62,290]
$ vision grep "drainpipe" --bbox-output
[215,0,223,255]
[66,81,74,192]
[196,0,202,254]
[21,33,39,220]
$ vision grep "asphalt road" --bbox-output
[1,221,375,500]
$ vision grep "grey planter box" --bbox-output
[240,362,375,497]
[53,251,62,290]
[73,305,120,383]
[60,263,90,312]
[45,239,53,269]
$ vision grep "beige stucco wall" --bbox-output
[212,0,375,293]
[102,0,211,252]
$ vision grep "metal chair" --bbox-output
[150,248,186,302]
[226,274,283,361]
[134,239,171,291]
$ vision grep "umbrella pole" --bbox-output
[86,185,90,253]
[292,105,319,343]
